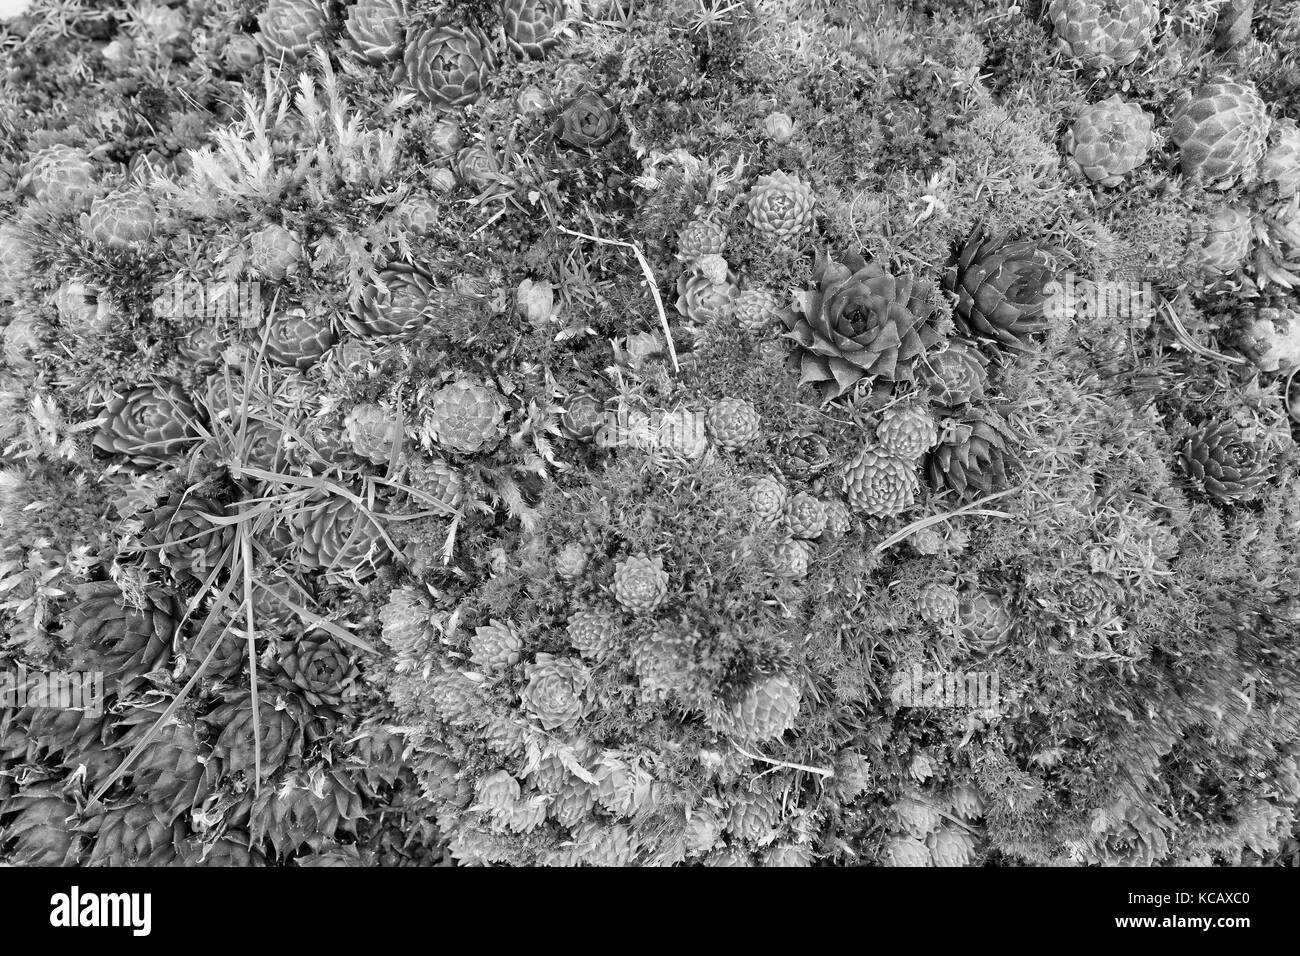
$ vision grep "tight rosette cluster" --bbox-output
[396,16,495,109]
[783,251,941,399]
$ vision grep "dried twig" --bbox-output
[1158,297,1248,367]
[874,489,1018,554]
[556,224,679,372]
[731,741,835,778]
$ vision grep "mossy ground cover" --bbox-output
[0,0,1299,867]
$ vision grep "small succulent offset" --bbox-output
[1192,207,1253,276]
[1170,80,1270,190]
[424,380,506,454]
[94,381,204,468]
[396,15,496,109]
[1064,96,1154,187]
[264,308,337,371]
[343,0,407,64]
[706,397,761,450]
[612,553,669,613]
[843,444,919,517]
[783,250,942,399]
[352,263,441,337]
[502,0,564,59]
[277,632,361,710]
[83,188,158,249]
[676,261,739,324]
[291,492,388,574]
[555,92,617,149]
[258,0,331,61]
[248,223,302,279]
[521,654,591,731]
[20,144,95,204]
[1178,421,1271,504]
[1046,0,1158,69]
[344,403,404,464]
[136,493,233,581]
[746,170,816,242]
[943,225,1065,351]
[677,218,727,260]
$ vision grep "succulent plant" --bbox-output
[257,0,330,60]
[612,553,669,613]
[724,675,801,742]
[917,581,960,624]
[731,287,783,333]
[396,16,495,108]
[927,408,1015,498]
[1178,421,1271,504]
[520,653,590,731]
[915,340,989,406]
[706,397,760,450]
[1193,207,1253,275]
[676,263,739,323]
[944,225,1065,350]
[785,492,828,539]
[248,223,301,279]
[677,218,727,260]
[0,789,84,866]
[877,404,940,460]
[207,690,304,779]
[746,170,815,242]
[21,144,95,204]
[555,92,617,148]
[503,0,563,59]
[264,307,337,370]
[352,263,441,337]
[94,380,203,467]
[291,492,388,574]
[783,250,941,399]
[763,111,796,144]
[62,580,176,699]
[927,826,977,867]
[1046,0,1158,69]
[343,0,407,63]
[424,380,506,454]
[468,619,523,671]
[567,608,619,659]
[83,187,157,249]
[772,537,812,578]
[343,402,403,464]
[82,803,184,867]
[843,444,920,516]
[1064,95,1154,186]
[277,631,360,709]
[405,455,465,509]
[1170,80,1269,189]
[1261,120,1300,198]
[658,406,708,459]
[136,493,233,581]
[954,589,1016,653]
[555,542,589,581]
[749,475,787,524]
[221,33,264,73]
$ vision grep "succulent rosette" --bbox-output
[291,492,389,574]
[1261,120,1300,199]
[1193,207,1253,276]
[207,691,303,779]
[62,580,177,700]
[258,0,330,60]
[248,223,301,280]
[677,218,727,260]
[344,402,404,464]
[746,170,815,242]
[1046,0,1158,69]
[136,493,234,581]
[424,380,506,454]
[503,0,563,59]
[927,408,1015,498]
[916,341,989,406]
[843,444,919,516]
[943,225,1065,350]
[352,263,441,337]
[782,250,941,399]
[264,307,337,370]
[1178,421,1271,504]
[221,33,263,73]
[954,590,1016,653]
[344,0,407,63]
[612,553,669,613]
[21,144,95,204]
[395,15,495,109]
[83,188,158,249]
[1064,95,1154,186]
[706,397,760,449]
[731,288,783,333]
[560,392,604,441]
[1170,80,1269,189]
[277,632,361,709]
[94,380,204,467]
[555,92,617,148]
[676,264,739,324]
[520,653,591,731]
